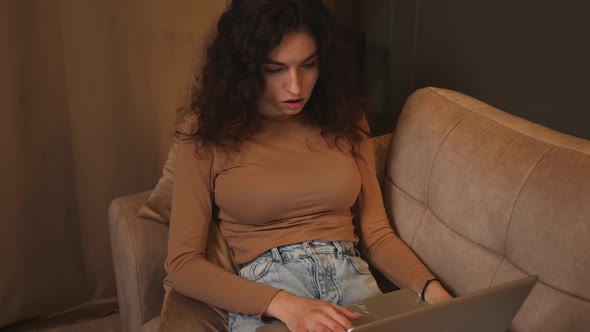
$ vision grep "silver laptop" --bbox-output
[257,275,537,332]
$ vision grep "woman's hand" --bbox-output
[424,281,453,304]
[266,291,362,332]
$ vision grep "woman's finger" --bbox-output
[309,311,349,332]
[318,305,354,331]
[334,305,362,320]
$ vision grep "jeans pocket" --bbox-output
[238,259,274,282]
[346,255,372,275]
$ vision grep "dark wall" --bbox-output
[360,0,590,139]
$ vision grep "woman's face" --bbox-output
[258,30,319,120]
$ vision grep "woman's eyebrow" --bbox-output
[263,51,319,66]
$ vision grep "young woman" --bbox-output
[165,1,452,331]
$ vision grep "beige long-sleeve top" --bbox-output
[165,114,434,319]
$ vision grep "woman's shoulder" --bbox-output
[175,114,212,157]
[176,113,238,171]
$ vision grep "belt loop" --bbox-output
[304,241,314,255]
[332,241,344,259]
[270,247,283,263]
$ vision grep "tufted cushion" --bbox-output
[384,87,590,332]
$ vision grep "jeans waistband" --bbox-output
[244,241,357,267]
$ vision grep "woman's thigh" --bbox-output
[228,256,317,332]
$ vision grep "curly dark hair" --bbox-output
[179,0,369,158]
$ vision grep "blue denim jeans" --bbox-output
[228,240,382,332]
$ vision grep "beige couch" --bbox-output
[108,87,590,331]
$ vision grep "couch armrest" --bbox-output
[108,191,168,332]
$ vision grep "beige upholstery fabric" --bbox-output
[138,144,178,224]
[384,87,590,331]
[108,191,168,332]
[158,289,228,332]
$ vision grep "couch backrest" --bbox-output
[383,87,590,332]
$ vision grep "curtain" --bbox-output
[0,0,226,327]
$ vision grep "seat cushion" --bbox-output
[158,288,228,332]
[143,315,161,332]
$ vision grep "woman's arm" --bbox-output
[166,140,281,319]
[353,118,452,303]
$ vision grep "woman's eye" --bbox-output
[263,67,283,74]
[302,62,318,69]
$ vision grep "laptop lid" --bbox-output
[349,275,538,332]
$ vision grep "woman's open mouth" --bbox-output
[282,98,305,110]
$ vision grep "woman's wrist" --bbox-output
[419,278,439,301]
[423,281,453,304]
[265,290,291,319]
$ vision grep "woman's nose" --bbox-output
[285,69,302,95]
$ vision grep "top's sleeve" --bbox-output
[353,116,434,295]
[166,137,281,319]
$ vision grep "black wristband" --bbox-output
[419,278,439,301]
